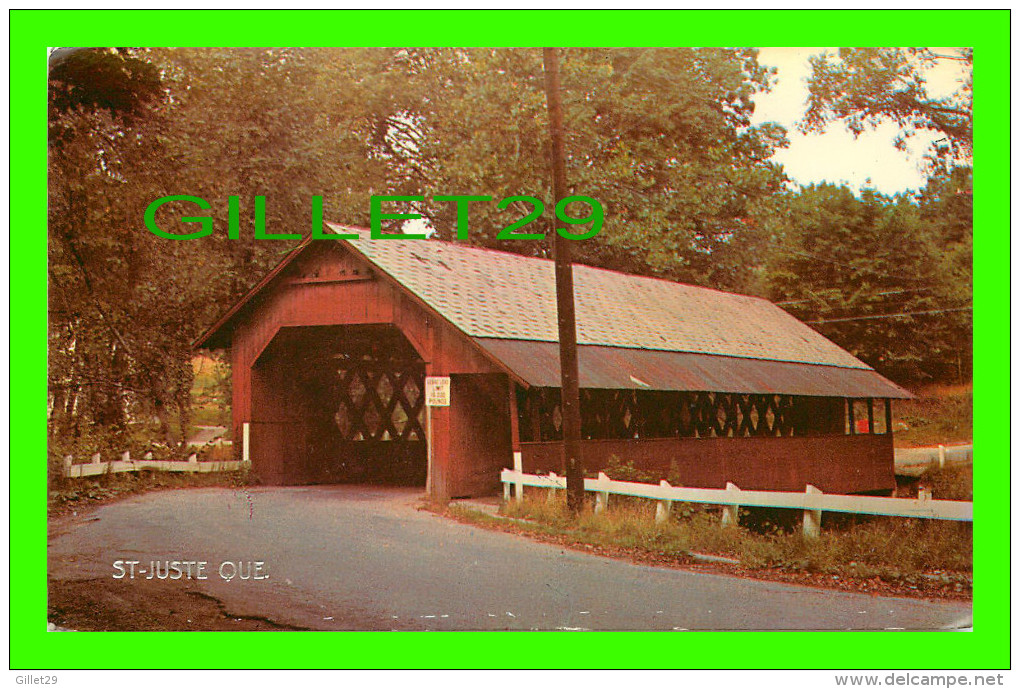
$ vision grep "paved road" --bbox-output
[895,444,973,477]
[49,486,972,631]
[185,425,227,448]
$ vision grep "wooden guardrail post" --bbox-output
[595,472,610,514]
[503,476,511,502]
[242,422,251,464]
[62,455,73,477]
[547,472,559,504]
[802,484,822,538]
[188,453,198,464]
[513,451,524,503]
[655,480,673,523]
[938,444,946,469]
[90,452,101,465]
[720,482,740,528]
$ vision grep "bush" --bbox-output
[894,384,972,447]
[598,456,659,483]
[918,464,972,501]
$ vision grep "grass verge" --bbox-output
[894,382,972,447]
[438,491,971,601]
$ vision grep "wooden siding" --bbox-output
[448,374,513,498]
[518,433,896,495]
[231,243,504,498]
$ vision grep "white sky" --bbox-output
[750,47,971,196]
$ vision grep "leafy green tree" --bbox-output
[48,47,162,143]
[918,166,972,278]
[801,47,972,172]
[382,47,788,290]
[47,47,400,453]
[916,166,973,380]
[765,183,970,382]
[48,48,176,444]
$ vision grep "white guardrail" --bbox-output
[62,424,250,478]
[501,464,972,537]
[894,443,973,477]
[63,452,245,478]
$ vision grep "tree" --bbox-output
[916,166,973,380]
[47,48,402,454]
[48,48,179,444]
[801,47,972,172]
[48,47,162,143]
[381,47,788,291]
[765,183,970,382]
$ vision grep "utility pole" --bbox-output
[542,48,585,512]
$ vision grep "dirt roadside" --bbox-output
[47,482,312,632]
[48,578,306,631]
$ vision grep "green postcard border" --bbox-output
[11,9,1010,670]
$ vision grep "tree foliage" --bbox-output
[801,47,973,172]
[47,47,395,453]
[764,179,972,382]
[387,47,788,289]
[48,47,163,143]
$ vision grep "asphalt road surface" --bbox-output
[49,486,972,631]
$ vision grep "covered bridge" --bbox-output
[196,225,911,500]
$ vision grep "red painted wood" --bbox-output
[519,433,896,495]
[448,374,513,497]
[228,243,506,496]
[508,382,521,452]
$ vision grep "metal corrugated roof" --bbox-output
[332,224,870,370]
[473,338,913,399]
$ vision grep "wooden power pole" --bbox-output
[542,48,585,512]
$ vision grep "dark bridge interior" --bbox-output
[250,324,426,486]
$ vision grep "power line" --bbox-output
[775,287,938,307]
[805,306,972,325]
[772,247,935,284]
